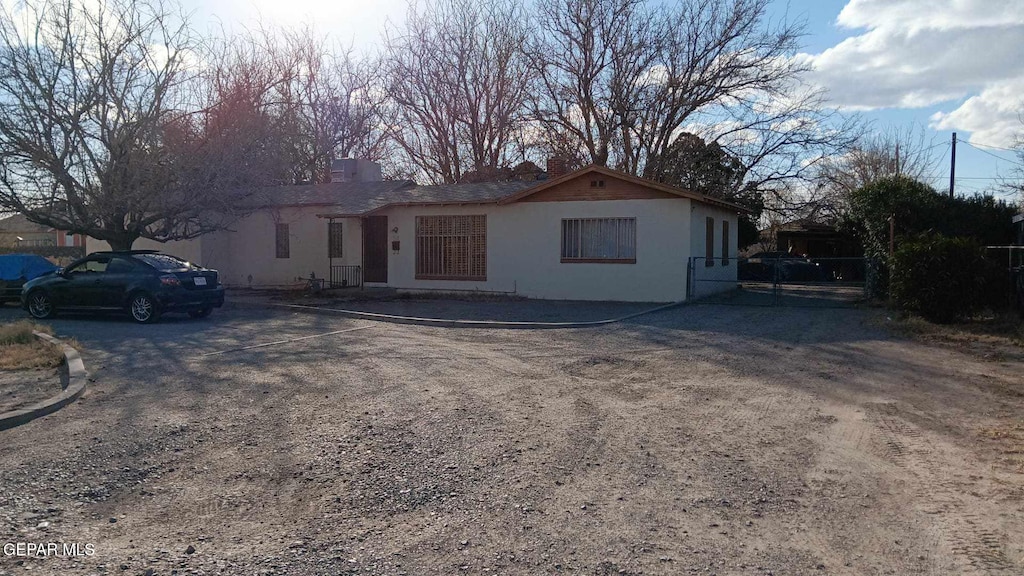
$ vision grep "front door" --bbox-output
[362,216,388,283]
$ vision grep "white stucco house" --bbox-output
[88,161,746,303]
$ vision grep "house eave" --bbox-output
[317,200,502,219]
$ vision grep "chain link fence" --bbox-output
[688,256,877,308]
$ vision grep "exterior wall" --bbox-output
[689,203,740,297]
[84,208,360,288]
[205,208,324,287]
[378,198,693,302]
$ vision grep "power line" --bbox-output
[921,176,1011,180]
[920,140,952,153]
[968,140,1020,153]
[963,142,1024,167]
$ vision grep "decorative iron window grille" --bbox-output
[275,223,290,259]
[415,215,487,280]
[328,222,343,258]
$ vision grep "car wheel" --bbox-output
[129,292,160,324]
[26,290,56,319]
[188,306,213,319]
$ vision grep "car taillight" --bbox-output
[160,274,181,286]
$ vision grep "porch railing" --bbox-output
[330,265,362,288]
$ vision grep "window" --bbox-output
[561,218,636,263]
[415,215,486,280]
[722,220,730,266]
[134,253,191,271]
[107,257,136,274]
[705,217,714,267]
[328,222,343,258]
[275,223,290,259]
[69,258,109,274]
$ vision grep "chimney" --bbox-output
[330,158,383,183]
[546,156,570,180]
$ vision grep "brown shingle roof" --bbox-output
[249,180,417,209]
[255,164,749,217]
[310,180,537,217]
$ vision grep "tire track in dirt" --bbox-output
[868,404,1016,574]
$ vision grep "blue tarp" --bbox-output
[0,253,58,282]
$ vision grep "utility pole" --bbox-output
[949,132,957,198]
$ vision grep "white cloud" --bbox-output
[930,78,1024,146]
[806,0,1024,146]
[836,0,1024,32]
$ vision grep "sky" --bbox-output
[176,0,1024,198]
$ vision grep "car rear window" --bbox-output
[133,254,192,271]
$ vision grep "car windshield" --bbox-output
[133,253,192,271]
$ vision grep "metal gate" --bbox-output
[688,256,876,307]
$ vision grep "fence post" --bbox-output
[772,257,780,306]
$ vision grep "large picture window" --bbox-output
[561,218,636,263]
[415,215,487,280]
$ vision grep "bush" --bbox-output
[849,176,945,262]
[890,235,1010,323]
[0,321,61,370]
[0,321,46,345]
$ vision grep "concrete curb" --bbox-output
[245,300,686,329]
[0,332,88,431]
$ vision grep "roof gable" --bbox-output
[511,172,678,203]
[498,165,749,213]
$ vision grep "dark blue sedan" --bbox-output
[22,250,225,323]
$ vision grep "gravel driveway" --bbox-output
[0,303,1022,575]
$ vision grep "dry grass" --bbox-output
[0,321,63,371]
[890,311,1024,359]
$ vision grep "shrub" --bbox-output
[890,235,1010,323]
[849,176,945,262]
[0,321,47,345]
[0,321,61,370]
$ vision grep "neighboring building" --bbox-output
[0,213,86,248]
[88,161,746,303]
[770,219,862,259]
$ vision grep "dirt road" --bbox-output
[0,304,1021,575]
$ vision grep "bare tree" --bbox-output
[526,0,856,194]
[1007,114,1024,205]
[525,0,652,169]
[817,124,941,199]
[267,30,395,184]
[383,0,533,184]
[0,0,281,250]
